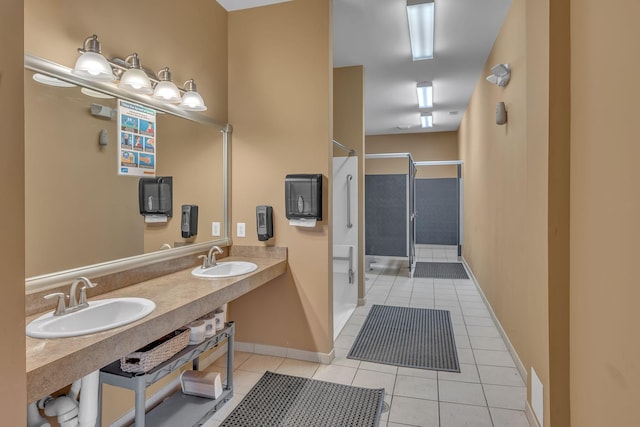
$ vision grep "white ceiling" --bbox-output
[333,0,512,135]
[218,0,512,136]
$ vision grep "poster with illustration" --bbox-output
[118,100,156,177]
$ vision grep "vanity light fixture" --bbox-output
[70,35,208,110]
[407,0,435,61]
[420,112,433,128]
[72,35,116,82]
[118,53,153,95]
[416,81,433,109]
[152,67,182,103]
[180,79,208,111]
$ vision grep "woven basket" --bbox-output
[120,328,191,373]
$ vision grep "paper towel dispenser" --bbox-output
[285,174,322,220]
[139,176,173,217]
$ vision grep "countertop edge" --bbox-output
[26,256,287,402]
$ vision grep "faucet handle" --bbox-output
[44,293,67,316]
[78,285,92,306]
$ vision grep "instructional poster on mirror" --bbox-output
[118,100,156,177]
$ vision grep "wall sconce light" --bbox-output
[407,0,435,61]
[486,63,511,87]
[70,35,208,111]
[118,53,153,95]
[496,102,507,125]
[417,81,433,109]
[420,112,433,128]
[72,35,115,82]
[180,79,207,111]
[152,67,181,103]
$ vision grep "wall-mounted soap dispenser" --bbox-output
[285,174,322,227]
[256,205,273,241]
[181,205,198,238]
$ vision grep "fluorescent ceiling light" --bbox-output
[407,0,435,61]
[420,112,433,128]
[417,81,433,109]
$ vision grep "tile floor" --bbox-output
[202,245,530,427]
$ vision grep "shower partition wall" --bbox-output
[364,153,417,272]
[332,143,359,339]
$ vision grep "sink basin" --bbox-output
[26,297,156,339]
[192,261,258,278]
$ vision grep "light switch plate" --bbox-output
[237,222,246,237]
[211,222,220,236]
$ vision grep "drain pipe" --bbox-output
[77,370,99,427]
[26,402,51,427]
[35,370,100,427]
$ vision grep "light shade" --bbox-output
[72,35,115,82]
[118,53,153,95]
[152,68,181,103]
[420,112,433,128]
[180,79,207,111]
[407,0,435,61]
[417,81,433,109]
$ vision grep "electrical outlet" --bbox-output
[211,222,220,236]
[237,222,246,237]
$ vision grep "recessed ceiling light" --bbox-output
[33,73,76,88]
[420,112,433,128]
[407,0,435,61]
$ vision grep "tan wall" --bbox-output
[227,0,333,353]
[0,0,26,423]
[23,0,228,423]
[458,0,559,425]
[333,66,365,299]
[366,132,458,178]
[570,1,640,425]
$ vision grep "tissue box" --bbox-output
[180,370,222,399]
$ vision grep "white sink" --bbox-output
[26,297,156,339]
[192,261,258,278]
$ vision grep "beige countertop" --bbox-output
[25,251,287,402]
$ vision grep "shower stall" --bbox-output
[332,141,358,339]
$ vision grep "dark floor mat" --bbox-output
[414,262,469,279]
[347,305,460,372]
[220,371,385,427]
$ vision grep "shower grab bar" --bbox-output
[332,139,356,156]
[346,174,353,229]
[333,245,354,284]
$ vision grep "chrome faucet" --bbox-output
[199,245,223,269]
[44,277,97,316]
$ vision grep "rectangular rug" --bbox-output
[347,305,460,372]
[414,262,469,279]
[220,371,385,427]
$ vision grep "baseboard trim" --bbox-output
[461,257,528,384]
[526,399,543,427]
[235,341,334,364]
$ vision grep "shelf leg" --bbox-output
[134,377,146,427]
[226,324,234,391]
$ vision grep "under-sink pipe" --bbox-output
[68,379,82,401]
[77,370,99,427]
[35,369,100,427]
[27,402,51,427]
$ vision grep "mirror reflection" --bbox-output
[25,69,225,278]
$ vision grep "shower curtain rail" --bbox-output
[332,139,356,156]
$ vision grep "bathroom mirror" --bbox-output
[24,54,230,293]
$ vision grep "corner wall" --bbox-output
[0,0,26,423]
[227,0,334,354]
[570,1,640,425]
